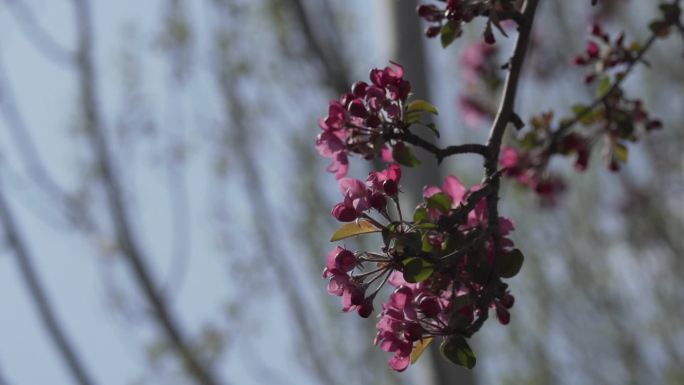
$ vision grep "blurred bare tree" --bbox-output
[0,0,681,385]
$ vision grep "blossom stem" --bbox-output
[367,268,392,299]
[549,33,659,148]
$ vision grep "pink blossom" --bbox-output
[460,42,497,84]
[458,96,493,128]
[367,163,402,196]
[325,247,357,272]
[422,175,466,207]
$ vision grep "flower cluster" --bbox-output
[571,27,662,170]
[313,0,675,375]
[502,93,661,203]
[500,146,567,205]
[498,112,575,204]
[649,2,683,38]
[315,63,410,179]
[417,0,518,47]
[324,168,522,371]
[458,41,502,128]
[500,23,666,203]
[315,62,438,179]
[331,164,401,222]
[372,175,519,371]
[323,164,403,320]
[322,246,374,318]
[573,24,642,84]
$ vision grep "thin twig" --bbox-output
[3,0,75,66]
[71,1,222,384]
[388,130,488,161]
[0,182,96,385]
[549,33,659,148]
[484,0,540,274]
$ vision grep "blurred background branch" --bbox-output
[0,182,96,385]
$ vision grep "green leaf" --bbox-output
[519,133,537,149]
[426,192,452,214]
[330,220,381,242]
[613,142,629,162]
[425,122,440,138]
[402,257,434,283]
[405,111,423,124]
[413,208,429,224]
[571,104,587,115]
[440,336,477,369]
[414,223,437,230]
[406,100,439,115]
[598,77,612,97]
[410,337,434,364]
[498,248,524,278]
[571,104,596,126]
[440,20,461,48]
[392,144,421,167]
[421,233,433,253]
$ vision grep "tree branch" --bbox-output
[3,0,75,67]
[0,53,94,231]
[71,1,222,384]
[0,182,96,385]
[388,130,489,161]
[484,0,539,271]
[549,33,659,148]
[281,0,352,93]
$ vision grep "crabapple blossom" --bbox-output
[314,0,678,372]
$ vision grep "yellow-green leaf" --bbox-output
[613,142,629,162]
[406,100,439,115]
[410,337,434,364]
[440,20,461,48]
[330,220,381,242]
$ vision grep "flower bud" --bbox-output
[335,249,357,272]
[348,99,368,118]
[383,179,398,196]
[369,193,387,211]
[340,92,354,107]
[332,203,357,222]
[500,294,515,309]
[404,323,424,341]
[350,287,365,306]
[646,119,663,130]
[496,306,510,325]
[358,298,374,318]
[365,114,381,128]
[586,41,600,58]
[417,295,441,318]
[351,81,368,98]
[608,160,620,172]
[417,5,442,22]
[483,29,496,45]
[425,25,441,38]
[573,55,587,65]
